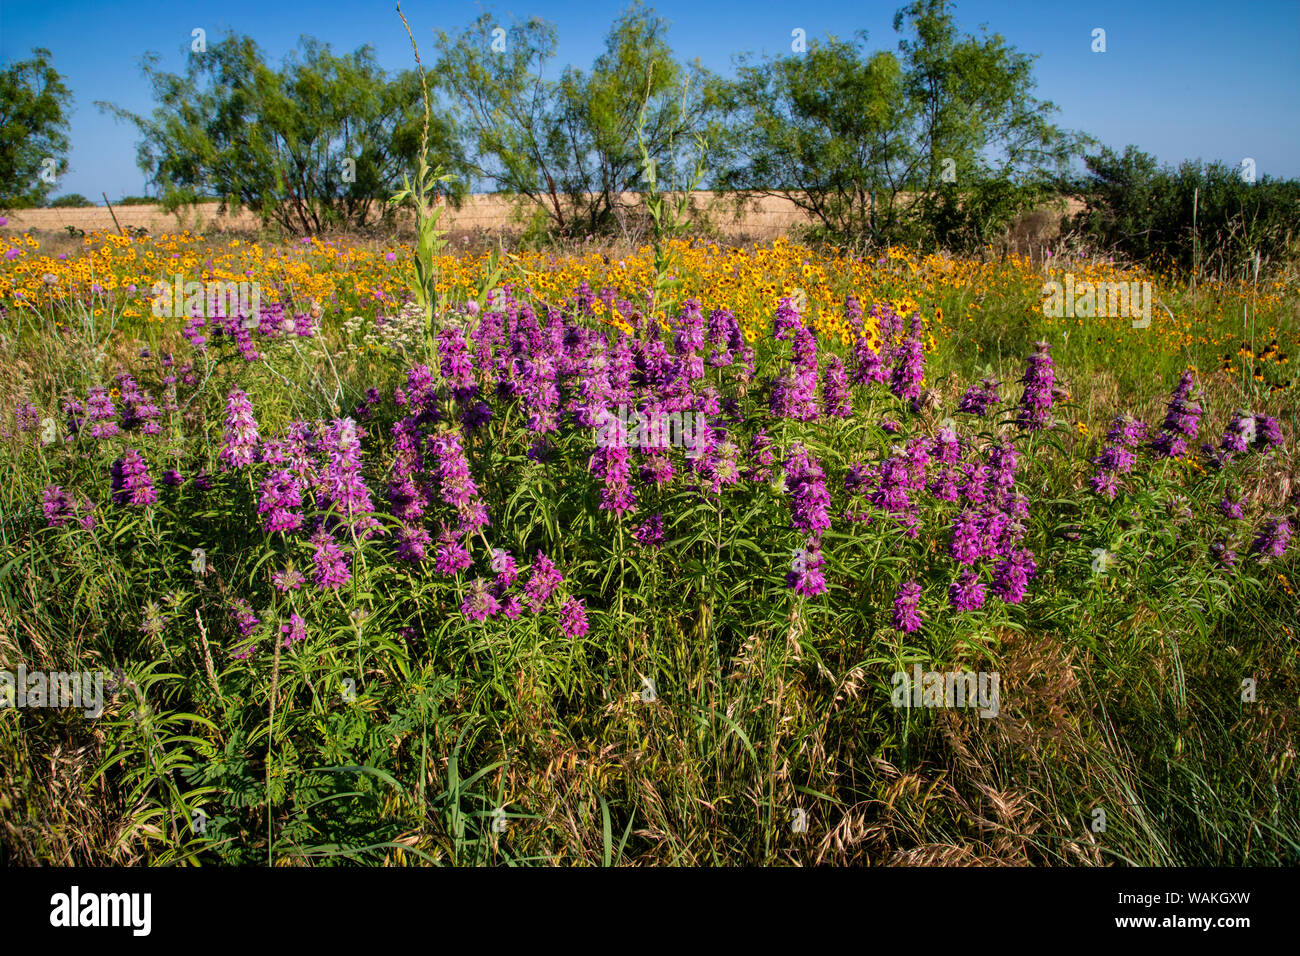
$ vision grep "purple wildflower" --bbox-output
[15,403,38,432]
[62,396,85,435]
[1015,341,1056,431]
[992,549,1037,604]
[744,429,775,482]
[889,335,925,403]
[258,469,304,533]
[311,530,351,590]
[931,426,962,465]
[110,449,157,506]
[491,548,518,586]
[849,333,888,385]
[461,578,502,622]
[558,597,589,638]
[821,355,851,418]
[430,431,488,535]
[893,581,923,633]
[219,389,260,470]
[633,513,665,549]
[1090,414,1145,499]
[272,566,305,592]
[1218,495,1245,520]
[230,598,260,639]
[524,551,564,612]
[590,441,637,517]
[786,540,827,597]
[280,613,307,648]
[86,387,119,439]
[41,485,75,527]
[1249,517,1292,559]
[785,444,832,538]
[438,327,476,398]
[320,418,380,536]
[395,523,432,563]
[1220,410,1256,455]
[1150,371,1202,459]
[1254,415,1283,450]
[958,378,1002,416]
[948,570,986,612]
[1210,541,1238,568]
[434,535,473,576]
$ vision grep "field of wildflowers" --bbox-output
[0,229,1296,865]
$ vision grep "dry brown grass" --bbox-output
[1,193,1085,247]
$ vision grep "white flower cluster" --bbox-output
[343,301,426,355]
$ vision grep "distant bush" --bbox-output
[1071,146,1300,279]
[113,195,156,206]
[48,193,93,207]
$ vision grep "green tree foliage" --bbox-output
[434,2,719,237]
[0,48,73,211]
[1071,146,1300,279]
[97,34,464,234]
[48,193,93,207]
[717,0,1079,249]
[714,34,909,242]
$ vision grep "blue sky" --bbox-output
[2,0,1297,202]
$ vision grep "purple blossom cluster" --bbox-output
[958,378,1002,416]
[787,543,827,597]
[42,485,95,529]
[1150,371,1202,459]
[523,551,564,612]
[784,444,832,539]
[769,298,820,422]
[311,528,351,590]
[1090,414,1147,500]
[258,470,305,533]
[319,418,381,537]
[87,387,119,439]
[893,581,923,632]
[220,388,261,470]
[1250,517,1292,560]
[1015,341,1057,431]
[110,449,157,507]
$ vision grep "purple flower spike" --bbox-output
[1015,341,1056,431]
[785,444,832,538]
[1150,371,1202,459]
[524,551,564,612]
[461,578,502,622]
[893,581,923,633]
[786,539,827,597]
[220,388,260,470]
[1249,517,1292,560]
[558,596,589,638]
[281,613,307,647]
[110,449,157,507]
[948,570,986,612]
[311,530,351,590]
